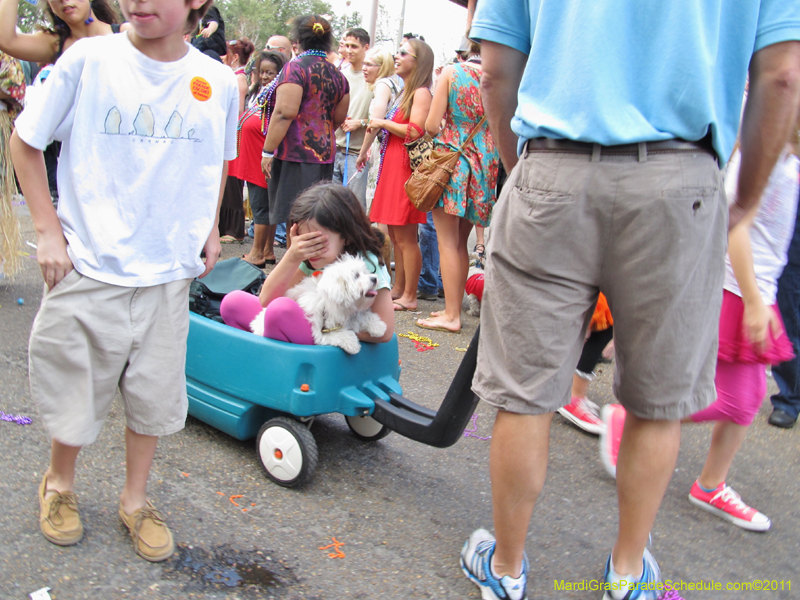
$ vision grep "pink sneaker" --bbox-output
[599,404,625,478]
[558,396,604,435]
[688,481,771,532]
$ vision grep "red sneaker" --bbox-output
[599,404,625,478]
[558,396,604,435]
[688,481,771,532]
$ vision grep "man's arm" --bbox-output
[480,40,527,172]
[732,40,800,229]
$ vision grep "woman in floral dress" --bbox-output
[415,41,499,333]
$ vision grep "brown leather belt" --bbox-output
[525,135,716,161]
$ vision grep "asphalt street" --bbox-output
[1,203,798,600]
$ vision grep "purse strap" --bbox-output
[458,115,488,153]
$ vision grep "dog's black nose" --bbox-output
[370,276,377,285]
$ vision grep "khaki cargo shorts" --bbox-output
[473,146,726,420]
[29,270,192,446]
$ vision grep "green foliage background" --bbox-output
[15,0,355,50]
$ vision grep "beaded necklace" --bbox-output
[296,49,328,59]
[376,95,403,183]
[240,51,328,156]
[235,80,276,155]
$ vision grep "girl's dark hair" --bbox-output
[248,51,286,98]
[291,14,334,53]
[289,183,385,267]
[46,0,119,54]
[229,38,255,66]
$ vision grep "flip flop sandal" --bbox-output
[393,301,412,311]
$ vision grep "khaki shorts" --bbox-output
[473,147,727,420]
[29,271,192,446]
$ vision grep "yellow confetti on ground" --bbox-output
[398,331,439,347]
[455,347,469,352]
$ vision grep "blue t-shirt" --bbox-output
[470,0,800,163]
[299,252,392,291]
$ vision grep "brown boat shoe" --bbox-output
[119,500,175,562]
[39,474,84,546]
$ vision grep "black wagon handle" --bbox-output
[370,326,481,448]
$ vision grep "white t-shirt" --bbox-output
[335,65,371,153]
[15,32,239,287]
[724,148,800,304]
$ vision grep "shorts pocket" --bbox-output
[516,186,575,222]
[46,268,82,296]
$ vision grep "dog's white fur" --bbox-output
[251,254,386,354]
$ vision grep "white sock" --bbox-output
[490,555,524,582]
[607,556,642,600]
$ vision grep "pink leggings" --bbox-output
[690,360,766,426]
[219,290,314,345]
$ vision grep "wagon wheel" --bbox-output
[345,414,391,442]
[256,417,318,487]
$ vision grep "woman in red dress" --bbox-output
[368,38,434,311]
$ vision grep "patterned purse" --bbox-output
[403,122,435,171]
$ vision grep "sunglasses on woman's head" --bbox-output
[397,48,417,58]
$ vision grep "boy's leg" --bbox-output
[120,427,158,515]
[40,439,84,545]
[46,439,82,494]
[117,279,192,562]
[30,272,135,545]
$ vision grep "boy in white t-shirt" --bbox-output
[11,0,238,562]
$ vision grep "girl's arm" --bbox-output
[9,130,72,289]
[261,82,303,178]
[728,208,780,352]
[356,81,392,169]
[0,0,59,63]
[425,65,453,136]
[258,224,330,306]
[358,288,395,343]
[368,87,432,139]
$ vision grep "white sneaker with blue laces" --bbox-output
[460,529,527,600]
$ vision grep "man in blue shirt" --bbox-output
[461,2,800,599]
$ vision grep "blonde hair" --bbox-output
[398,38,433,119]
[366,48,396,89]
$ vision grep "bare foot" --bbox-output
[415,316,461,333]
[429,310,444,317]
[391,288,403,301]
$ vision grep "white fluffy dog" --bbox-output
[251,254,386,354]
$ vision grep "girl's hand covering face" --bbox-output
[286,223,329,264]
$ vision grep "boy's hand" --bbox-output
[199,229,221,278]
[284,224,328,263]
[37,230,73,290]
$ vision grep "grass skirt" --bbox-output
[0,110,21,277]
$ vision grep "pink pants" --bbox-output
[219,290,315,345]
[690,360,766,426]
